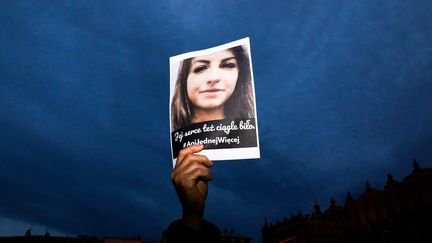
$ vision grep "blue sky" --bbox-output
[1,0,431,241]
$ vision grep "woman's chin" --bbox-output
[198,104,224,110]
[195,101,224,110]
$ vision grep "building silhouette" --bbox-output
[220,228,254,243]
[262,160,432,243]
[0,234,146,243]
[160,226,253,243]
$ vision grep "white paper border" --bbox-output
[172,147,260,166]
[169,37,260,167]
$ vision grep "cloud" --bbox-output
[1,0,432,241]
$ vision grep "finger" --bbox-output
[186,167,213,184]
[176,154,213,173]
[178,159,210,176]
[172,159,213,187]
[172,155,210,180]
[199,170,213,182]
[176,144,204,168]
[172,166,210,189]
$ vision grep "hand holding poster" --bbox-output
[169,38,260,166]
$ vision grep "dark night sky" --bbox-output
[1,0,431,241]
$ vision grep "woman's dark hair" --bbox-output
[171,45,254,131]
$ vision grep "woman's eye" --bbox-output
[192,65,207,73]
[221,62,237,69]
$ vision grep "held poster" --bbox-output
[169,37,260,166]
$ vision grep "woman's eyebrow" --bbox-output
[192,59,210,65]
[221,57,236,62]
[192,56,236,65]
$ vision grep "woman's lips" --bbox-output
[200,88,224,93]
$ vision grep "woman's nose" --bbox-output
[207,67,220,84]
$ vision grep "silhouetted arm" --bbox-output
[165,144,220,242]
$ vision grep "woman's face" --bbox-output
[187,49,239,111]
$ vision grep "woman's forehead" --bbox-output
[191,49,235,62]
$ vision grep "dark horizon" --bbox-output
[0,159,429,242]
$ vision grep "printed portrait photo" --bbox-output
[169,38,260,164]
